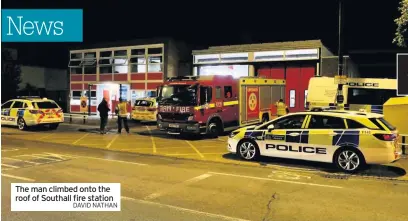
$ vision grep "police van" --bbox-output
[306,77,397,114]
[1,97,64,130]
[227,109,401,172]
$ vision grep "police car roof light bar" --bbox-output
[17,96,41,99]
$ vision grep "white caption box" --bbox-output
[11,183,121,211]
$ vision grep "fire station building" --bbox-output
[68,38,189,114]
[192,40,357,113]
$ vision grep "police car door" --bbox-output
[9,101,25,125]
[1,100,15,125]
[303,114,347,162]
[263,114,307,160]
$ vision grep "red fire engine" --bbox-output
[156,75,286,137]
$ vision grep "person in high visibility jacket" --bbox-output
[275,99,289,117]
[115,98,130,134]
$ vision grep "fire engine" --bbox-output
[156,75,286,137]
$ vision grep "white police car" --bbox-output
[227,109,401,172]
[1,97,64,130]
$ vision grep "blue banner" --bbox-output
[2,9,83,42]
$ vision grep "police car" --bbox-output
[1,97,64,130]
[131,97,158,122]
[227,109,401,172]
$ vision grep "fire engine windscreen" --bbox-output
[158,85,198,106]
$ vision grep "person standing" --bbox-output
[115,98,130,134]
[275,99,289,117]
[98,97,110,134]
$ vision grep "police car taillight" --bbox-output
[29,110,39,114]
[373,133,395,141]
[57,109,63,113]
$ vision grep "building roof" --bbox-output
[69,37,178,51]
[192,40,326,55]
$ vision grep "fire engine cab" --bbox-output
[156,75,286,137]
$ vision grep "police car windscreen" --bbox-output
[347,88,396,105]
[34,102,59,109]
[135,100,152,107]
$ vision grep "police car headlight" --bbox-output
[229,130,239,138]
[187,116,194,121]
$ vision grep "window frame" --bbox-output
[306,115,347,129]
[1,101,14,109]
[257,114,307,130]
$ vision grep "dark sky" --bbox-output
[2,0,405,69]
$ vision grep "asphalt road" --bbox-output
[2,134,408,221]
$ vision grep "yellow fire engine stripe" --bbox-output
[194,103,216,110]
[224,100,238,106]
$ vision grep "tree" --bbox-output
[1,49,21,102]
[393,0,408,47]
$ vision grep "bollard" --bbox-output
[83,115,86,124]
[403,136,406,155]
[70,115,72,123]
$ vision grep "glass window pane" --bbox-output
[100,51,112,58]
[100,66,112,74]
[131,64,146,73]
[131,48,145,56]
[290,90,296,107]
[114,65,128,74]
[148,48,162,55]
[71,53,82,59]
[148,56,162,64]
[114,50,127,57]
[130,57,146,64]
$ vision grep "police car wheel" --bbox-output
[238,140,259,161]
[17,118,27,130]
[334,148,365,173]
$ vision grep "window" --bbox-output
[23,103,28,108]
[347,88,397,106]
[100,51,112,58]
[68,60,82,67]
[378,118,396,131]
[304,90,308,108]
[200,86,212,105]
[72,91,82,100]
[285,49,319,60]
[114,50,127,57]
[259,114,306,130]
[347,119,366,129]
[215,86,222,99]
[289,90,296,107]
[130,57,146,73]
[224,86,232,98]
[84,66,96,74]
[194,54,220,63]
[135,100,153,107]
[131,48,145,56]
[220,53,248,62]
[148,56,163,72]
[199,65,249,78]
[100,66,112,74]
[11,101,24,108]
[84,91,97,100]
[70,67,82,74]
[308,115,346,129]
[148,47,162,55]
[70,53,82,59]
[254,51,284,61]
[2,101,13,108]
[99,58,112,65]
[34,102,59,109]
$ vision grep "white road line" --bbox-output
[1,163,20,168]
[145,126,157,153]
[106,134,119,149]
[185,141,205,159]
[72,133,90,145]
[165,152,226,156]
[37,133,55,140]
[122,196,249,221]
[1,148,28,152]
[144,173,212,200]
[3,157,40,165]
[208,171,344,189]
[43,152,75,160]
[65,154,148,166]
[20,154,62,161]
[2,173,35,182]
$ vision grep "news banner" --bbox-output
[11,183,121,211]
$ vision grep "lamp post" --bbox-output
[336,0,345,109]
[88,84,93,116]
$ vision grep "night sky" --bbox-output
[2,0,405,69]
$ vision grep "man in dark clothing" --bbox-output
[98,97,110,134]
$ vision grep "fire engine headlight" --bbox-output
[157,114,162,120]
[187,116,194,121]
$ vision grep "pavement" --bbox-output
[1,138,408,221]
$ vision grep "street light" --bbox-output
[88,84,93,116]
[336,0,345,109]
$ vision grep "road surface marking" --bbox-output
[65,154,148,166]
[3,157,40,165]
[145,126,157,153]
[72,133,90,145]
[217,138,227,142]
[208,172,343,189]
[19,154,62,162]
[1,148,27,152]
[37,134,55,140]
[185,141,204,159]
[144,173,212,200]
[2,173,35,182]
[106,134,119,149]
[43,152,74,160]
[122,195,249,221]
[165,152,226,156]
[268,171,312,180]
[1,163,20,168]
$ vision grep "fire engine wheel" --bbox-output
[17,118,28,131]
[208,122,220,138]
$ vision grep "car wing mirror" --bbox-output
[267,124,275,132]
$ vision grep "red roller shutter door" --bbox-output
[285,65,315,112]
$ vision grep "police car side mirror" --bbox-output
[267,124,275,132]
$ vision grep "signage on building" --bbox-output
[80,96,88,113]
